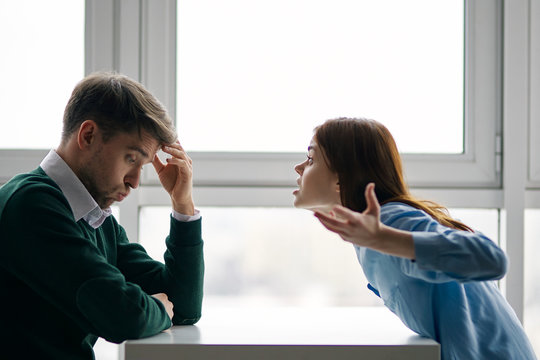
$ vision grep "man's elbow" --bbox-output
[173,315,201,326]
[102,315,167,344]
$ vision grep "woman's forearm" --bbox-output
[369,224,415,260]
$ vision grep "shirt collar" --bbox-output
[40,150,111,229]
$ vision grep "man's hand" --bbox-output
[152,293,174,321]
[152,142,195,215]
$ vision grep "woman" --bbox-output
[293,117,536,359]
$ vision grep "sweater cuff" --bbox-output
[171,209,201,222]
[168,215,202,246]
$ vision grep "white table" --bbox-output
[122,307,440,360]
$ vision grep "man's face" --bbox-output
[78,130,160,209]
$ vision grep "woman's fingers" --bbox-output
[331,205,358,222]
[314,212,347,235]
[314,211,351,235]
[364,183,380,217]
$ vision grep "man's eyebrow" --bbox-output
[127,146,149,159]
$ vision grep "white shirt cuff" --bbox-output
[171,208,201,222]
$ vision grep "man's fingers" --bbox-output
[152,154,165,173]
[162,143,192,164]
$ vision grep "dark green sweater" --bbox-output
[0,168,204,359]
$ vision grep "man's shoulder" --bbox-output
[1,167,58,191]
[0,168,63,209]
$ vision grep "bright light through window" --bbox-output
[139,206,381,307]
[525,210,540,356]
[138,206,497,308]
[177,0,464,153]
[0,0,84,149]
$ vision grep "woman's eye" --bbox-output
[306,155,313,164]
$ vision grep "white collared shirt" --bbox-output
[40,150,200,229]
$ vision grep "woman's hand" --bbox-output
[314,183,415,259]
[314,183,381,247]
[152,142,195,215]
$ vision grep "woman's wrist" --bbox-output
[373,225,415,260]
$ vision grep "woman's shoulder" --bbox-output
[380,201,434,230]
[381,201,425,216]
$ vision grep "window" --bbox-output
[134,0,504,312]
[7,0,536,358]
[0,0,84,150]
[140,206,381,307]
[139,206,499,308]
[525,210,540,355]
[169,0,501,191]
[524,2,540,354]
[177,0,464,154]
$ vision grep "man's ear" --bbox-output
[77,120,99,150]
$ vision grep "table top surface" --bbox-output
[125,306,439,347]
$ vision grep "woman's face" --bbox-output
[293,137,341,211]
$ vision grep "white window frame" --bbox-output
[134,0,505,220]
[139,0,502,190]
[528,0,540,195]
[0,1,503,195]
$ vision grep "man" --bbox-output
[0,72,204,359]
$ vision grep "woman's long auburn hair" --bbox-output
[315,117,472,232]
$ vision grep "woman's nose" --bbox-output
[294,162,304,175]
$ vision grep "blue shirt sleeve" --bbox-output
[381,203,508,283]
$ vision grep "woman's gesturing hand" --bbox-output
[314,183,415,259]
[314,183,381,248]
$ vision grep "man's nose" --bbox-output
[125,167,142,189]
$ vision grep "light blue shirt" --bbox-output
[355,202,536,360]
[40,150,200,229]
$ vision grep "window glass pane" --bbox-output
[525,210,540,355]
[139,206,498,308]
[0,0,85,149]
[177,0,464,153]
[140,206,382,307]
[447,208,499,242]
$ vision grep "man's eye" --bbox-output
[127,156,136,164]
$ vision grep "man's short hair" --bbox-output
[62,72,177,144]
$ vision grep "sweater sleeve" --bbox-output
[0,182,172,343]
[381,203,508,283]
[114,215,204,325]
